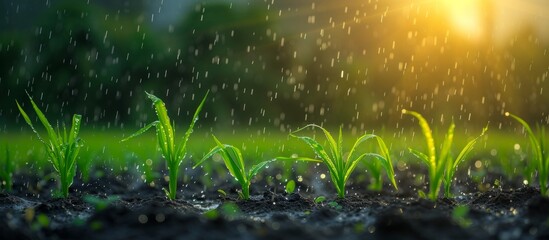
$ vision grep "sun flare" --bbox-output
[440,0,485,40]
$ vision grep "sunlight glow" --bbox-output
[441,0,485,40]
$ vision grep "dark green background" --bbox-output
[1,0,548,132]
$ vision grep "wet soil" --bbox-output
[1,173,548,240]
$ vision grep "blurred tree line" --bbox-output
[1,0,548,131]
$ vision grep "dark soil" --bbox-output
[1,172,548,240]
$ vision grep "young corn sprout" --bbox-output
[402,109,487,200]
[505,112,548,196]
[363,157,386,191]
[281,124,398,198]
[121,91,208,200]
[16,93,83,198]
[193,135,282,200]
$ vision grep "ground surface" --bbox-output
[1,173,548,240]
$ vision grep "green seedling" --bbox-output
[402,109,487,200]
[0,145,15,192]
[84,195,120,211]
[314,196,326,204]
[217,189,227,198]
[281,124,397,198]
[193,135,284,200]
[17,93,83,198]
[452,205,472,228]
[121,91,209,200]
[203,208,219,220]
[32,214,50,230]
[328,201,343,210]
[506,112,548,196]
[285,180,296,194]
[220,202,241,219]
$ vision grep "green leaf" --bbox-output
[418,190,427,199]
[402,109,436,169]
[25,92,60,148]
[248,159,277,179]
[452,125,487,170]
[290,135,339,180]
[68,114,82,144]
[217,189,227,197]
[146,92,175,161]
[201,136,247,187]
[314,196,326,204]
[285,180,296,194]
[336,126,344,177]
[409,148,430,166]
[175,91,209,163]
[452,205,472,228]
[220,202,241,218]
[193,146,223,169]
[328,201,342,210]
[16,100,37,135]
[156,123,169,158]
[120,121,159,142]
[345,134,377,172]
[345,153,382,181]
[506,112,542,164]
[275,156,322,163]
[216,139,247,183]
[36,214,50,228]
[292,125,339,170]
[439,122,455,172]
[373,136,398,190]
[203,209,219,220]
[84,195,120,211]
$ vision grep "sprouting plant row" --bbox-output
[13,91,549,200]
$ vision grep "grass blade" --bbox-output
[409,148,430,166]
[211,136,246,185]
[275,156,322,163]
[25,92,60,148]
[506,112,542,162]
[146,92,175,161]
[439,123,455,172]
[176,91,209,162]
[345,134,377,172]
[248,159,277,178]
[292,124,340,171]
[193,146,223,169]
[345,153,383,181]
[16,100,46,144]
[290,135,338,180]
[68,114,82,144]
[452,126,488,170]
[402,109,436,169]
[120,121,159,142]
[374,136,398,190]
